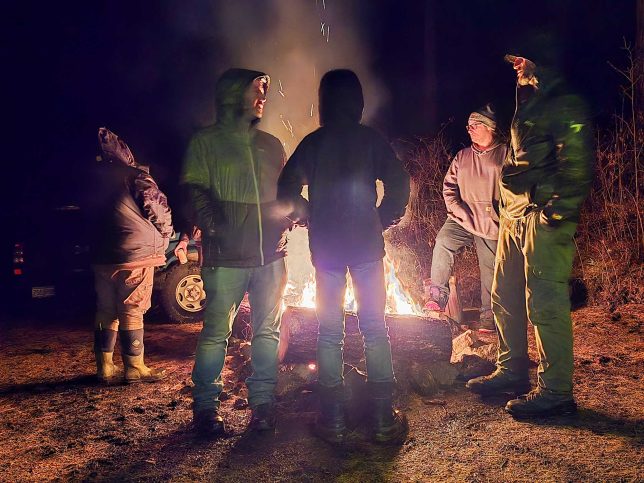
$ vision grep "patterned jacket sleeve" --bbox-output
[133,172,173,238]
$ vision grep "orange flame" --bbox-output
[282,226,421,315]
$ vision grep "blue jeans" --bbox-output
[430,218,497,310]
[315,259,395,388]
[192,258,286,410]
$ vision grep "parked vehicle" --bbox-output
[154,234,206,323]
[7,206,207,323]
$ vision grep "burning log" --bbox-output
[277,306,453,365]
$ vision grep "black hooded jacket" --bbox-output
[278,70,410,269]
[181,69,289,268]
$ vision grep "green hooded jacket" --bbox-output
[501,66,594,224]
[181,68,290,267]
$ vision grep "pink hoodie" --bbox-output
[443,142,508,240]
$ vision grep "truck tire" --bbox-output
[159,262,206,323]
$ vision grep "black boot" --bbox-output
[314,384,347,445]
[466,366,531,396]
[193,407,226,437]
[369,382,408,445]
[249,403,277,432]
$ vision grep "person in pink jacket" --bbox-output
[425,106,508,330]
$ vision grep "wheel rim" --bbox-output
[175,274,206,313]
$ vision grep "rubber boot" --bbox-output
[369,382,408,445]
[94,329,118,383]
[120,329,166,384]
[314,384,347,445]
[95,352,117,383]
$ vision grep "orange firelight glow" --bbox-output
[281,225,422,316]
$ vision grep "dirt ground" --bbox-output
[0,304,642,482]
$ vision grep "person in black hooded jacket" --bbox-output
[181,68,290,436]
[278,69,410,445]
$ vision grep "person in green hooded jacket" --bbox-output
[467,54,594,418]
[181,68,291,436]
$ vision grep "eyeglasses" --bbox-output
[466,122,484,131]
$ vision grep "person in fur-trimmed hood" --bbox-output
[90,127,173,386]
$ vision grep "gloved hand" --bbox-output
[174,239,189,257]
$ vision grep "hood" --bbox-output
[318,69,364,126]
[215,68,270,125]
[98,127,138,167]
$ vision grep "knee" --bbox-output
[119,314,144,331]
[200,321,232,344]
[360,321,389,344]
[434,231,450,252]
[527,281,570,324]
[318,330,345,347]
[95,315,119,331]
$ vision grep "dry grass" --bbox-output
[387,129,482,308]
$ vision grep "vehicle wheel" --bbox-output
[159,262,206,323]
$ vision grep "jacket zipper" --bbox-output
[248,144,265,265]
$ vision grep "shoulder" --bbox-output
[455,146,473,162]
[255,129,281,145]
[131,167,157,185]
[188,125,218,146]
[255,129,286,153]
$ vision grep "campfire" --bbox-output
[281,208,422,316]
[274,225,452,366]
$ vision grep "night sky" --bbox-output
[2,0,635,213]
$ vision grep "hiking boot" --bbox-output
[423,300,445,319]
[466,369,531,396]
[122,353,167,384]
[249,403,276,432]
[369,382,409,445]
[506,388,577,419]
[423,284,449,319]
[314,384,347,445]
[473,309,495,332]
[193,407,226,437]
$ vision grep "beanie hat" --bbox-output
[468,104,497,130]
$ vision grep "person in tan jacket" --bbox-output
[425,106,508,330]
